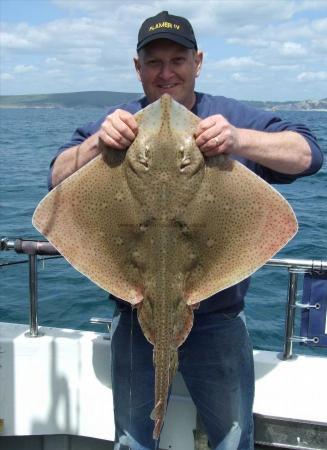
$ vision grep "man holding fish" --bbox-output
[48,11,323,450]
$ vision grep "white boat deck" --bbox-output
[0,322,326,449]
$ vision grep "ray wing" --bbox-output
[33,143,146,303]
[183,154,298,304]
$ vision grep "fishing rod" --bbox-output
[0,255,62,268]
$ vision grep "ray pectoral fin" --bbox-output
[184,157,298,303]
[33,143,143,303]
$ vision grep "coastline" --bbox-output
[0,92,326,112]
[1,105,326,112]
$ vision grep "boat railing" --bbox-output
[1,237,327,359]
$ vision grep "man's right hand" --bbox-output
[51,109,138,188]
[99,109,138,150]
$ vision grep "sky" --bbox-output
[0,0,326,101]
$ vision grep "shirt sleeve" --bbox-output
[210,96,324,184]
[253,115,323,184]
[47,114,107,190]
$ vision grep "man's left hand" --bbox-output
[195,115,240,157]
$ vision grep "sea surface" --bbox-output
[0,106,326,356]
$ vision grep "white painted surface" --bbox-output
[1,322,326,449]
[253,349,327,424]
[0,323,115,441]
[0,322,196,449]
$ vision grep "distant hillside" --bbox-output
[0,91,326,111]
[245,98,327,111]
[0,91,142,109]
[264,98,327,111]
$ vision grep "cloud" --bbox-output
[226,37,270,48]
[312,16,327,32]
[212,56,264,69]
[231,72,260,83]
[279,42,307,57]
[269,64,301,72]
[0,15,135,83]
[50,0,324,35]
[1,31,32,49]
[297,71,327,81]
[13,64,36,73]
[312,38,327,51]
[1,73,14,81]
[1,0,326,99]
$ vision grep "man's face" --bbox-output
[134,39,203,110]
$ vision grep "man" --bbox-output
[49,11,323,450]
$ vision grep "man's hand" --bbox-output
[195,114,240,157]
[99,109,138,150]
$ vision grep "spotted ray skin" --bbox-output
[33,94,298,439]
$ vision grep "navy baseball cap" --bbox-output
[137,11,198,52]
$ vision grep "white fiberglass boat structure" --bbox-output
[0,238,327,450]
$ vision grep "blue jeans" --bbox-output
[111,305,254,450]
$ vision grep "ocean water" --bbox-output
[0,106,326,356]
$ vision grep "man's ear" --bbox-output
[195,51,203,78]
[134,57,142,82]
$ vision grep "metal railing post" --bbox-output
[25,254,43,337]
[281,269,299,360]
